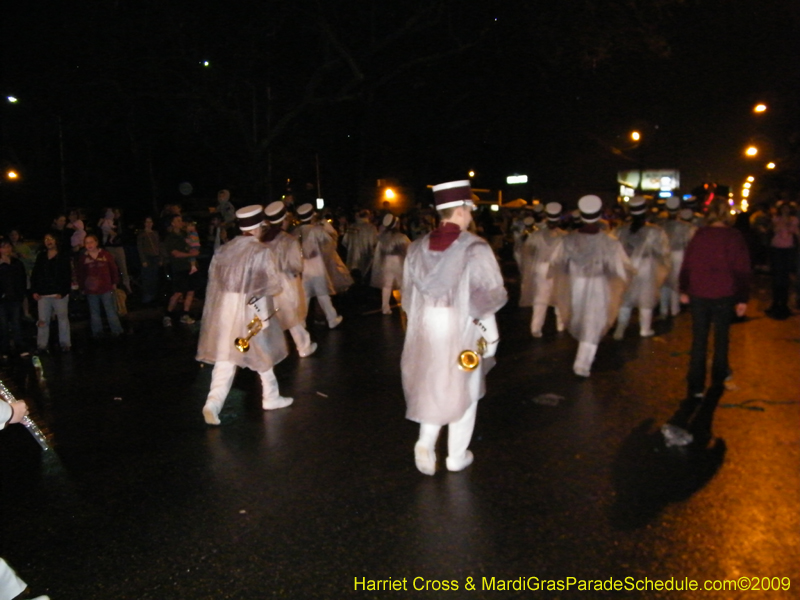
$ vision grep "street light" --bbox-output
[767,162,776,169]
[753,103,767,113]
[745,146,758,157]
[631,131,641,142]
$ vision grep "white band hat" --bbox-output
[432,180,476,211]
[236,205,265,231]
[577,195,603,223]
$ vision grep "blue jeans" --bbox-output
[687,296,735,396]
[87,292,124,337]
[37,296,71,349]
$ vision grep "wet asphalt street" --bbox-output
[1,273,798,600]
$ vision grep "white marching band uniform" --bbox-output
[370,215,410,314]
[659,208,697,317]
[263,228,317,357]
[402,180,507,475]
[295,205,353,328]
[519,204,567,337]
[342,213,378,275]
[553,196,632,377]
[197,210,292,425]
[613,200,671,339]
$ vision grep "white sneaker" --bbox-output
[163,316,173,327]
[382,307,392,315]
[531,330,543,338]
[640,329,655,337]
[414,442,436,476]
[262,396,293,410]
[446,450,474,472]
[299,342,318,358]
[328,315,343,329]
[202,404,220,425]
[573,366,591,377]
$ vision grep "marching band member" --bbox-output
[519,202,567,337]
[197,205,292,426]
[294,203,353,329]
[659,199,697,318]
[554,195,632,377]
[402,180,507,475]
[341,209,378,280]
[613,195,671,339]
[262,201,317,358]
[370,213,410,314]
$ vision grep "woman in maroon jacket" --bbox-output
[679,198,751,399]
[74,234,124,338]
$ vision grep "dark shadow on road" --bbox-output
[608,416,726,531]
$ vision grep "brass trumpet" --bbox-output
[234,317,263,353]
[458,336,488,371]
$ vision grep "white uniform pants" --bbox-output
[416,402,478,464]
[205,361,281,412]
[615,306,654,338]
[531,304,564,335]
[308,294,339,326]
[288,324,312,354]
[573,341,598,376]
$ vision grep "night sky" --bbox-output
[1,0,798,226]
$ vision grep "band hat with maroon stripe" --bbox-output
[665,196,681,212]
[577,195,603,223]
[236,205,265,231]
[382,213,398,229]
[545,202,562,221]
[432,180,476,211]
[296,203,315,222]
[629,195,648,215]
[532,202,545,214]
[679,208,694,221]
[264,201,288,224]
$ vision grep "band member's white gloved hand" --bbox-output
[480,315,499,358]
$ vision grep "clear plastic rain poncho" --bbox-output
[553,231,633,344]
[401,232,507,426]
[342,218,378,274]
[370,230,410,290]
[296,223,353,298]
[519,226,568,308]
[264,230,307,330]
[616,222,671,308]
[661,219,697,292]
[196,235,288,371]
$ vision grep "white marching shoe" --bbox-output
[262,396,294,410]
[414,442,436,476]
[202,403,221,425]
[299,342,318,358]
[446,450,474,472]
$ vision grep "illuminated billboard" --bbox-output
[617,170,680,192]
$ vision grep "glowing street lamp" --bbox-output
[743,182,751,189]
[468,171,475,178]
[746,176,755,182]
[753,104,767,113]
[630,131,641,142]
[745,146,758,157]
[766,162,776,169]
[7,96,18,103]
[6,170,19,180]
[384,188,395,200]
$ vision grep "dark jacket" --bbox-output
[31,250,73,297]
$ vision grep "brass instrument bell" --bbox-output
[234,317,263,353]
[457,336,488,371]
